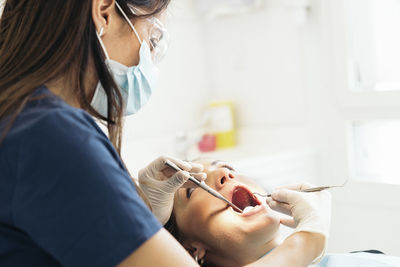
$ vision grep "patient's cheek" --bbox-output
[178,199,214,232]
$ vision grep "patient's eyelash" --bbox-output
[186,188,195,199]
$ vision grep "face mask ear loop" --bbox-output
[96,27,110,60]
[115,2,143,44]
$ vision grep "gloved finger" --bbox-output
[153,156,192,172]
[266,198,293,216]
[271,188,303,204]
[280,217,297,228]
[187,162,204,173]
[275,182,315,191]
[167,157,192,171]
[181,172,207,188]
[168,171,191,188]
[192,172,207,181]
[161,166,176,179]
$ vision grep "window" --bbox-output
[345,0,400,92]
[344,0,400,184]
[328,0,400,185]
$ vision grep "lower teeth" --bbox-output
[243,206,255,213]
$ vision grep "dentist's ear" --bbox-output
[92,0,115,35]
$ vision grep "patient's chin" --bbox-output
[241,208,281,242]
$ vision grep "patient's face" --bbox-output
[173,159,280,265]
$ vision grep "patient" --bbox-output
[165,159,400,267]
[166,158,288,266]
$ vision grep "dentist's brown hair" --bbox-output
[0,0,169,206]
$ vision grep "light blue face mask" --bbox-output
[92,3,159,117]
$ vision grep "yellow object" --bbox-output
[208,101,236,149]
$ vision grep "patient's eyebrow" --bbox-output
[211,160,236,171]
[211,160,221,166]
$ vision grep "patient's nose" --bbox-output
[215,169,235,190]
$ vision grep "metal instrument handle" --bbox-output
[165,160,243,212]
[254,179,348,198]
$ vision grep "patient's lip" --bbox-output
[228,201,269,217]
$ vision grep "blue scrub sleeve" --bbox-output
[13,109,161,267]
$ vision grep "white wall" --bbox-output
[122,0,313,169]
[122,0,212,169]
[123,0,210,139]
[204,3,308,129]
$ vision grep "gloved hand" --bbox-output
[266,183,331,263]
[138,156,206,225]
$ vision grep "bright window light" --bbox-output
[346,0,400,91]
[351,121,400,184]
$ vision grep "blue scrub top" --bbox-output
[0,86,162,266]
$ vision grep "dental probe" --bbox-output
[253,180,348,198]
[165,160,243,213]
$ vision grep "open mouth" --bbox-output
[231,186,261,213]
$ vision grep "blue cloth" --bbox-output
[261,248,274,258]
[260,248,400,266]
[0,86,162,267]
[311,253,400,267]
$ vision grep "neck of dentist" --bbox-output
[46,53,98,109]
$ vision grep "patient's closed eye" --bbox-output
[186,188,195,199]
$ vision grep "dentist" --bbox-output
[0,0,329,266]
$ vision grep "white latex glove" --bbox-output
[266,183,331,263]
[138,156,206,225]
